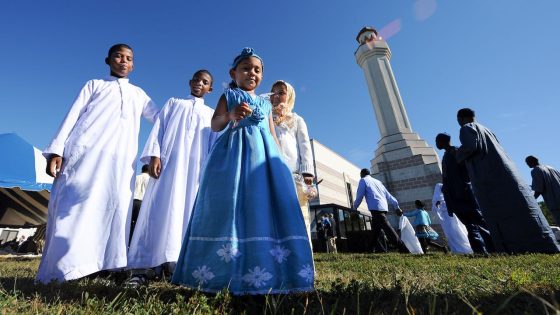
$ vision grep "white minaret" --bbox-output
[355,27,441,210]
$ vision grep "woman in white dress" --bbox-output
[270,80,315,244]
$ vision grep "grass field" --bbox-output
[1,253,560,314]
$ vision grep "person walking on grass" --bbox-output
[456,108,559,254]
[353,168,408,253]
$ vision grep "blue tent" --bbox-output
[0,133,52,226]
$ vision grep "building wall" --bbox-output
[309,139,369,215]
[308,139,444,237]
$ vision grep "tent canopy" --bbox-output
[0,133,52,226]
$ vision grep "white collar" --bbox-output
[105,76,130,83]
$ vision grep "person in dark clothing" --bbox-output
[456,108,559,253]
[435,132,494,254]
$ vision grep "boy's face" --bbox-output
[189,72,213,98]
[106,47,134,78]
[435,138,446,150]
[229,57,263,92]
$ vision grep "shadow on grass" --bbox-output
[2,274,559,314]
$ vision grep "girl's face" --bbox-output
[230,57,262,92]
[270,84,287,107]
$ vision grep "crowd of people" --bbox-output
[36,45,316,295]
[353,108,560,255]
[33,43,560,296]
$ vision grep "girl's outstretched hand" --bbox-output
[149,156,162,179]
[230,102,253,122]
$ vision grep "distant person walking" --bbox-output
[325,214,338,254]
[353,168,407,253]
[403,200,448,253]
[129,164,150,245]
[526,155,560,226]
[456,108,559,253]
[435,132,493,254]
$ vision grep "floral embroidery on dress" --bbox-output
[192,265,215,285]
[242,266,273,288]
[269,245,291,264]
[298,264,314,283]
[248,104,266,123]
[216,243,241,263]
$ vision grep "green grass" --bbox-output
[1,253,560,314]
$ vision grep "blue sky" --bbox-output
[1,0,559,184]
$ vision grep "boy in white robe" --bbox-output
[126,70,217,285]
[36,44,159,283]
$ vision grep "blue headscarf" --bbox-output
[232,47,264,69]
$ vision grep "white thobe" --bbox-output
[432,184,472,254]
[127,96,217,269]
[36,77,158,283]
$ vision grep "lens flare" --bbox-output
[378,19,402,40]
[414,0,437,21]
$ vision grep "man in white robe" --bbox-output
[37,44,159,283]
[127,70,217,282]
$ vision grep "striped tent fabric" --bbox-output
[0,133,52,227]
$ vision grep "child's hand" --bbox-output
[230,102,253,122]
[303,174,314,185]
[46,155,63,178]
[149,156,162,179]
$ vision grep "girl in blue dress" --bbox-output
[404,200,448,253]
[171,48,314,295]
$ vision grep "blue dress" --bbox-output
[404,209,439,240]
[171,88,315,295]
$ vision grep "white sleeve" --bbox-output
[140,98,172,164]
[295,115,314,175]
[43,81,94,158]
[141,90,160,123]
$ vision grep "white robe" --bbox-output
[127,96,217,269]
[37,77,158,283]
[432,183,473,254]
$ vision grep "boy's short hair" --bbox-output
[141,164,149,173]
[193,69,213,85]
[108,44,133,58]
[415,200,425,208]
[457,108,475,118]
[435,133,451,143]
[360,168,371,178]
[525,155,539,165]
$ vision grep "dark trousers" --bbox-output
[550,208,560,227]
[454,208,495,254]
[419,238,447,253]
[370,212,405,253]
[129,199,142,246]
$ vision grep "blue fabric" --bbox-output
[404,209,439,240]
[172,88,314,295]
[0,133,52,191]
[353,175,399,211]
[404,209,431,226]
[232,47,263,69]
